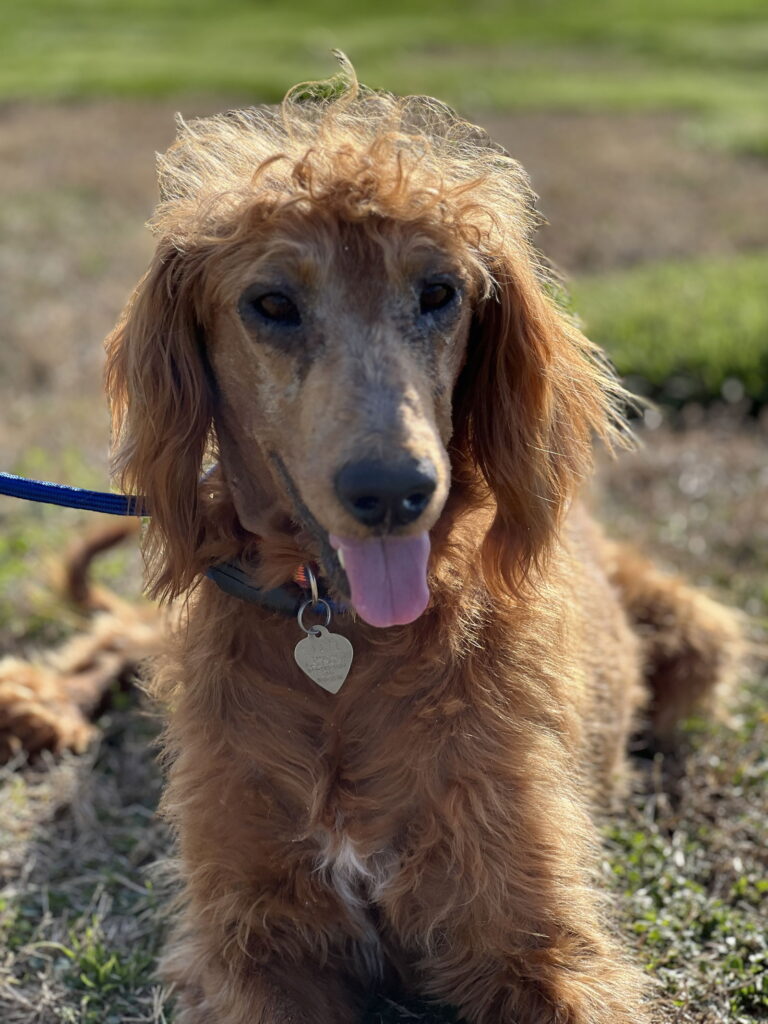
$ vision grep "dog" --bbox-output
[104,64,741,1023]
[0,519,160,763]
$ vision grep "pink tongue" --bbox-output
[329,533,431,628]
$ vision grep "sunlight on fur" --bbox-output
[95,59,743,1023]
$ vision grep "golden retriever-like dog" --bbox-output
[105,65,740,1024]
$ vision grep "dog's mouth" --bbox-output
[268,453,433,629]
[329,533,431,628]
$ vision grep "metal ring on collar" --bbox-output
[297,598,332,634]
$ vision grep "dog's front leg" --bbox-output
[158,753,372,1023]
[158,851,376,1024]
[165,938,364,1024]
[380,773,648,1024]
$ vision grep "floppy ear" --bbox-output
[452,259,628,598]
[105,243,213,601]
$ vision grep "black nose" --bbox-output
[335,458,438,528]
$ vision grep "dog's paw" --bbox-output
[0,658,95,762]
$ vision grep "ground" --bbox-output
[0,101,765,1023]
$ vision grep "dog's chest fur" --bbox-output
[314,829,397,977]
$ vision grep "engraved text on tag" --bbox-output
[294,626,353,693]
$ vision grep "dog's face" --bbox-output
[206,213,478,626]
[106,87,626,621]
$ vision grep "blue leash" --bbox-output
[0,472,144,517]
[0,470,346,616]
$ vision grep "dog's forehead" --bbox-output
[216,214,467,306]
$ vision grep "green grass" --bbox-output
[1,0,768,153]
[605,691,768,1021]
[571,251,768,407]
[0,714,170,1024]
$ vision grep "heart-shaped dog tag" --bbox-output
[294,626,353,693]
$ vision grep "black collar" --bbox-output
[206,561,347,617]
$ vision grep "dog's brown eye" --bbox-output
[239,291,301,328]
[419,282,456,315]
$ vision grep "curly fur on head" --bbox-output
[102,61,741,1024]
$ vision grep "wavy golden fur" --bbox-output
[105,64,741,1023]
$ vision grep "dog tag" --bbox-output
[294,626,353,693]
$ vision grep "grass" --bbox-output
[606,734,768,1021]
[571,251,768,409]
[1,0,768,154]
[0,713,170,1024]
[607,701,768,1021]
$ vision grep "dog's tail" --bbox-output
[59,518,141,613]
[606,543,744,747]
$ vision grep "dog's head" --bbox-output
[106,69,628,626]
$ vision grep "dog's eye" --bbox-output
[239,291,301,328]
[419,282,456,316]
